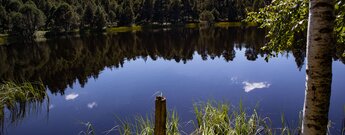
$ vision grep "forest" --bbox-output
[0,0,269,38]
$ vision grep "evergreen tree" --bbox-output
[52,2,79,32]
[82,3,95,29]
[139,0,153,23]
[199,10,214,23]
[0,5,7,32]
[181,0,192,22]
[118,0,134,26]
[12,1,45,38]
[7,0,22,12]
[152,0,168,23]
[94,7,107,31]
[168,0,181,23]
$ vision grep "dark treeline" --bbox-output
[0,0,270,37]
[0,27,317,94]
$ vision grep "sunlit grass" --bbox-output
[193,101,271,135]
[107,25,142,33]
[214,22,258,28]
[215,22,242,28]
[0,36,6,45]
[185,23,198,28]
[79,101,304,135]
[193,101,302,135]
[0,81,47,109]
[114,110,180,135]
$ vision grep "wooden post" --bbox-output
[154,96,166,135]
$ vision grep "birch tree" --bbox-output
[302,0,335,134]
[247,0,338,134]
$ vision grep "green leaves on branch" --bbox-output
[246,0,345,58]
[246,0,308,55]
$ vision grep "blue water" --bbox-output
[1,28,344,135]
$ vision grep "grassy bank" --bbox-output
[0,34,7,45]
[107,25,142,33]
[215,22,258,28]
[0,21,256,44]
[80,101,300,135]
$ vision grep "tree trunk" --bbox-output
[302,0,335,134]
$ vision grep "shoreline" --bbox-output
[0,22,258,45]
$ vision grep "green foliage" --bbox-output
[246,0,308,55]
[118,0,134,26]
[152,0,168,23]
[52,2,79,32]
[0,5,7,32]
[138,0,153,23]
[79,101,302,134]
[8,0,22,12]
[82,3,95,29]
[94,7,107,31]
[168,0,182,23]
[193,101,272,135]
[0,0,270,38]
[246,0,345,58]
[11,2,45,38]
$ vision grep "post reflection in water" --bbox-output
[0,27,344,135]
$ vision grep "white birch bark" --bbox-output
[302,0,335,134]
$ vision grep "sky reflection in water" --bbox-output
[0,28,344,135]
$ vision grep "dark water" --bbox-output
[0,27,344,135]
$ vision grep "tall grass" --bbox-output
[0,81,48,132]
[193,101,271,135]
[79,122,96,135]
[80,101,303,135]
[115,110,180,135]
[193,101,301,135]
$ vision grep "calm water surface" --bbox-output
[0,27,344,135]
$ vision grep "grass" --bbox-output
[79,101,303,135]
[193,101,272,135]
[214,22,258,28]
[0,36,7,45]
[114,110,180,135]
[193,101,303,135]
[107,25,142,33]
[185,23,199,29]
[79,122,96,135]
[0,81,48,132]
[215,22,242,28]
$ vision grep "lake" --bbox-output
[0,27,344,135]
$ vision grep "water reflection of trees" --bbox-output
[0,27,322,94]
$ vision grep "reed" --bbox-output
[82,101,304,135]
[192,101,301,135]
[79,122,96,135]
[115,110,180,135]
[0,81,48,133]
